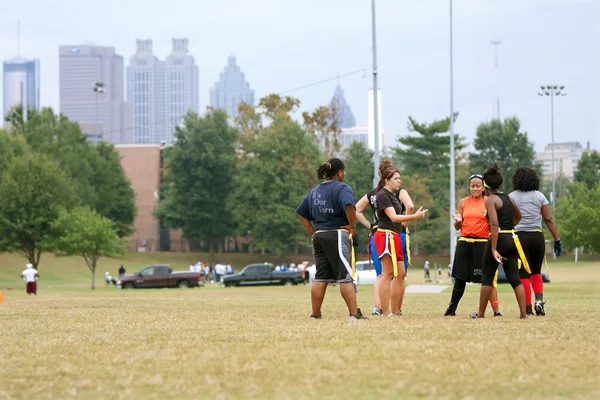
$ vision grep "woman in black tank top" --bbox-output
[474,164,527,319]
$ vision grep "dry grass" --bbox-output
[0,260,599,400]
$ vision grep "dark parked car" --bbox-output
[117,264,204,289]
[496,265,550,284]
[222,263,305,287]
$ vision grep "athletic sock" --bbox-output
[450,280,466,307]
[526,304,533,314]
[531,274,544,297]
[535,292,544,302]
[521,278,532,305]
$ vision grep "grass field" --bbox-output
[1,253,599,399]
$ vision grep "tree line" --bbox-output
[0,106,135,288]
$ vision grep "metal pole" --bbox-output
[95,91,98,145]
[152,192,157,252]
[550,90,555,210]
[449,0,457,264]
[371,0,380,188]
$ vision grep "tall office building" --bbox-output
[2,57,40,120]
[210,55,254,120]
[330,84,356,129]
[127,39,166,143]
[535,141,586,180]
[59,44,132,143]
[164,38,199,142]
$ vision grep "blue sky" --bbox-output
[1,0,599,152]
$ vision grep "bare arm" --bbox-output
[342,204,357,238]
[297,215,315,237]
[452,198,466,231]
[485,197,501,260]
[510,198,522,226]
[355,194,372,230]
[541,205,560,241]
[384,206,427,223]
[399,189,414,214]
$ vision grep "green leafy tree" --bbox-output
[233,95,321,255]
[392,115,465,255]
[5,106,135,236]
[0,152,78,268]
[158,109,238,254]
[574,150,600,189]
[53,207,125,289]
[469,117,537,188]
[556,182,600,252]
[0,130,29,173]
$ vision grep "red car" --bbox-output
[117,264,204,289]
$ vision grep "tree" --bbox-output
[233,95,321,255]
[556,182,600,253]
[53,207,125,289]
[574,150,600,189]
[391,115,465,255]
[158,109,238,253]
[0,152,78,268]
[5,106,135,236]
[302,105,342,158]
[469,117,537,188]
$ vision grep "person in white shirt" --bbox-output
[21,263,39,295]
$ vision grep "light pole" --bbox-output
[371,0,380,187]
[538,85,566,210]
[93,82,105,144]
[449,0,457,265]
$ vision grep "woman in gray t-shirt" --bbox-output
[509,167,562,316]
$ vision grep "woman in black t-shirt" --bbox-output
[372,167,428,317]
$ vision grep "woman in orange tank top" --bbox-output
[444,174,502,317]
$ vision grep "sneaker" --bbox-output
[470,312,483,319]
[493,312,503,317]
[396,310,403,316]
[349,308,368,320]
[526,311,534,317]
[534,300,546,316]
[372,306,382,316]
[385,313,396,317]
[310,314,322,320]
[444,303,456,316]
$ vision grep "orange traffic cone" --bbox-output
[0,291,4,303]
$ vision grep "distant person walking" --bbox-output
[21,263,39,296]
[424,261,431,282]
[118,265,126,277]
[296,158,367,321]
[510,166,562,316]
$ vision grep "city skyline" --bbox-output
[0,0,598,151]
[210,55,255,120]
[2,56,39,121]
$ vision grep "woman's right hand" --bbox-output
[414,206,428,220]
[492,249,504,264]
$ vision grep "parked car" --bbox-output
[355,260,377,285]
[117,264,204,289]
[496,265,550,284]
[222,263,304,287]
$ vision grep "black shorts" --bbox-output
[312,230,354,284]
[452,238,487,283]
[516,231,546,279]
[482,234,521,289]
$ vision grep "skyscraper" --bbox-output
[330,84,356,129]
[164,38,199,142]
[2,57,40,120]
[210,56,254,120]
[59,44,132,143]
[127,39,166,143]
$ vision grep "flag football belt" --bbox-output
[315,229,355,280]
[497,230,531,274]
[377,228,401,277]
[405,227,412,267]
[514,228,550,274]
[368,224,378,270]
[458,237,488,243]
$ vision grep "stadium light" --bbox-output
[538,85,567,210]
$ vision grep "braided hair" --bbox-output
[511,166,540,192]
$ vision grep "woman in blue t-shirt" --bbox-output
[296,158,368,321]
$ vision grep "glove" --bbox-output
[554,239,562,257]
